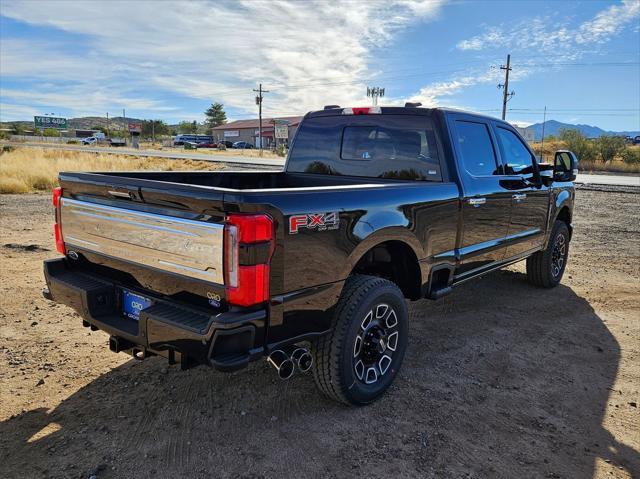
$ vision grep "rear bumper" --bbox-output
[43,258,265,371]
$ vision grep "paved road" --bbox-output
[4,142,285,168]
[4,142,639,186]
[574,173,639,187]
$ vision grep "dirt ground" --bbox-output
[0,188,638,479]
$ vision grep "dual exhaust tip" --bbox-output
[267,347,312,380]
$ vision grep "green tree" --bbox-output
[621,147,640,165]
[141,120,170,138]
[178,121,198,134]
[559,129,596,163]
[11,123,26,135]
[43,128,61,137]
[594,135,627,163]
[91,125,109,135]
[204,102,227,129]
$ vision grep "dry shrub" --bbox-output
[0,177,30,194]
[0,147,222,193]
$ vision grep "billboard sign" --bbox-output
[223,130,239,137]
[128,123,142,133]
[274,124,288,139]
[34,116,67,129]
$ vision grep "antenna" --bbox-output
[367,86,385,107]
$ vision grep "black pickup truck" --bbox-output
[43,106,577,405]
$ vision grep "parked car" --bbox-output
[183,141,200,150]
[217,140,233,148]
[173,134,213,147]
[43,105,577,405]
[196,142,217,148]
[81,137,98,145]
[108,138,126,147]
[232,141,254,149]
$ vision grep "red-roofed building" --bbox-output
[211,116,303,148]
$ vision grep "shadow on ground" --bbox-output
[1,270,638,478]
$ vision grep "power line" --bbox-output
[514,61,639,67]
[478,108,639,112]
[193,60,639,101]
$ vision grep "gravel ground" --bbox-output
[0,189,638,479]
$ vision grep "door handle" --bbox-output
[512,193,527,201]
[467,197,486,206]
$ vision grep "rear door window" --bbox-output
[454,121,500,176]
[288,115,443,181]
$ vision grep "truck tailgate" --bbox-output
[60,197,225,284]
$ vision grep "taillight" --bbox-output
[52,186,65,255]
[224,213,274,307]
[342,106,382,115]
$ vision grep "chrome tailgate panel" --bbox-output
[60,198,224,284]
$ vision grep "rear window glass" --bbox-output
[287,115,443,181]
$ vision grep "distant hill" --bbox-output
[524,120,639,141]
[1,116,143,132]
[3,115,638,141]
[66,116,144,131]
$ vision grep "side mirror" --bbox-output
[553,150,578,182]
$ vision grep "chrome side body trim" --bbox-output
[60,198,224,284]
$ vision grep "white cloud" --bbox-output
[0,0,445,120]
[576,0,640,44]
[0,102,39,121]
[457,0,640,53]
[422,0,639,113]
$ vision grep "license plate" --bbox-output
[122,290,153,321]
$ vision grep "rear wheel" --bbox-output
[526,221,570,288]
[312,275,408,405]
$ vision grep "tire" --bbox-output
[312,275,408,406]
[526,220,570,288]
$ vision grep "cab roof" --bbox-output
[305,106,502,124]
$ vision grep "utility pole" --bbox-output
[106,112,110,138]
[253,83,269,155]
[540,106,547,161]
[367,86,385,107]
[152,120,155,143]
[498,54,514,120]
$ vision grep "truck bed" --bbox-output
[91,170,393,191]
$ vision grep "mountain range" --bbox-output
[523,120,639,141]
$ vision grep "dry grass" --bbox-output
[530,142,640,174]
[0,147,222,194]
[141,144,280,159]
[575,160,640,174]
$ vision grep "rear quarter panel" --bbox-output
[226,181,460,296]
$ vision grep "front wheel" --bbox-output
[526,220,570,288]
[312,275,408,405]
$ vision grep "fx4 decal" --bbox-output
[289,212,339,234]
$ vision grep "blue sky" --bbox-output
[1,0,638,131]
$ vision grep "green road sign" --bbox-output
[34,116,67,129]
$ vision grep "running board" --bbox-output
[428,286,452,300]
